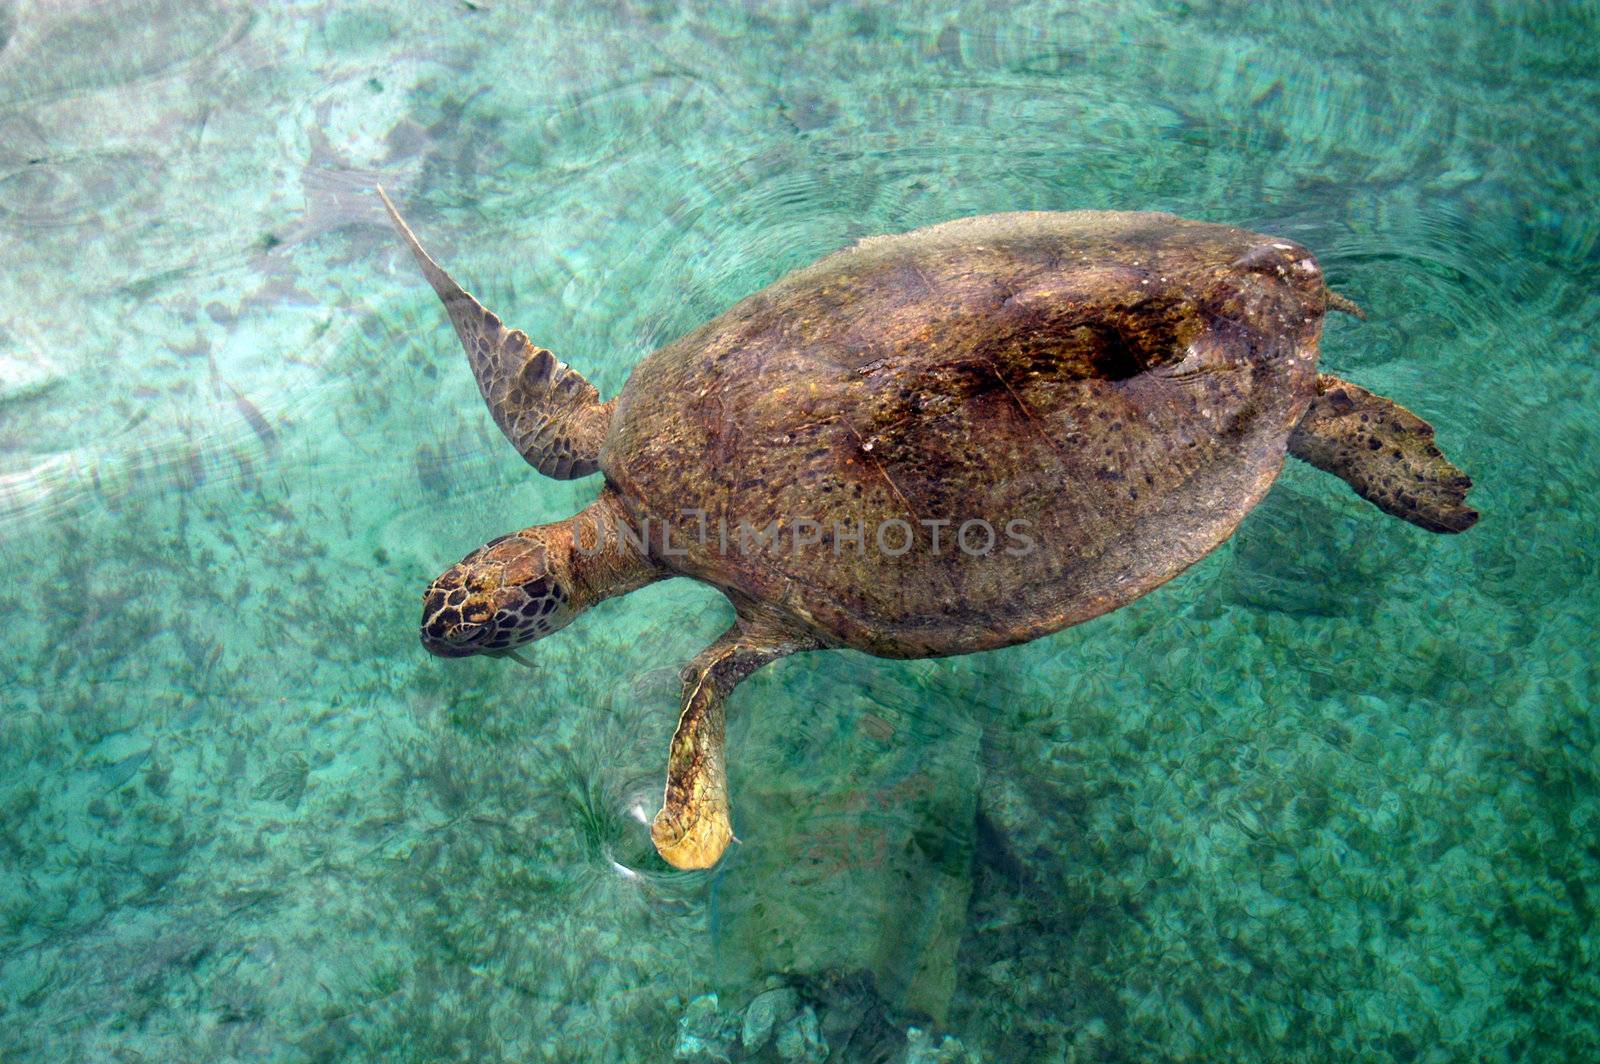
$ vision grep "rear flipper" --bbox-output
[1288,374,1478,533]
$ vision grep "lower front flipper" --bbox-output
[652,618,817,870]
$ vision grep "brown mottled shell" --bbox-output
[601,211,1327,658]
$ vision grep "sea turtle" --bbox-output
[378,190,1476,870]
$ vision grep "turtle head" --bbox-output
[420,494,665,661]
[420,529,580,658]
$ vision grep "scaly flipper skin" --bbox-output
[377,187,612,479]
[652,617,821,870]
[1289,373,1478,533]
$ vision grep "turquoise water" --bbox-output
[1,1,1596,1060]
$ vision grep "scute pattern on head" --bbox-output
[420,531,574,657]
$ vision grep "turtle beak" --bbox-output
[421,625,485,657]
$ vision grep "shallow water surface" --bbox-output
[1,1,1596,1061]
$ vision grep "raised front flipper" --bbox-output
[377,187,611,479]
[1288,374,1478,533]
[652,616,820,870]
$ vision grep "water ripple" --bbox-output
[0,0,250,108]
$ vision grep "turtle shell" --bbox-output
[600,211,1326,657]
